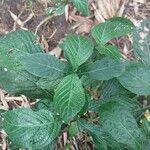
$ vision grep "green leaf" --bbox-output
[96,44,122,60]
[33,99,54,112]
[61,34,94,71]
[133,19,150,65]
[143,139,150,150]
[118,63,150,95]
[101,79,132,99]
[45,7,55,15]
[37,77,62,91]
[92,17,134,44]
[99,96,142,118]
[18,53,68,79]
[69,122,79,138]
[77,119,123,150]
[3,108,61,149]
[0,30,43,70]
[141,118,150,138]
[54,2,66,16]
[87,57,126,80]
[37,141,57,150]
[71,0,89,16]
[46,2,66,16]
[0,110,5,130]
[99,101,144,149]
[88,96,142,118]
[0,68,52,99]
[0,30,52,99]
[54,74,85,123]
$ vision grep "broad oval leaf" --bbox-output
[71,0,89,16]
[87,57,126,80]
[3,108,61,149]
[0,30,43,70]
[99,101,144,149]
[77,119,123,150]
[133,19,150,65]
[54,74,85,123]
[0,31,52,99]
[99,96,142,118]
[0,67,52,99]
[101,79,131,99]
[18,53,68,79]
[61,34,94,71]
[91,17,134,44]
[118,63,150,95]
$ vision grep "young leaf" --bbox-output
[3,108,61,149]
[96,44,122,60]
[0,30,43,70]
[54,74,85,123]
[71,0,89,16]
[99,101,144,149]
[0,67,52,99]
[87,57,126,80]
[69,122,79,138]
[54,2,66,16]
[91,17,134,45]
[133,19,150,65]
[61,34,94,71]
[118,63,150,95]
[18,53,68,79]
[45,7,55,15]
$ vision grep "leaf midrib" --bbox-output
[88,63,120,74]
[5,120,54,128]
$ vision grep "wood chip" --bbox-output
[49,47,62,58]
[9,10,24,27]
[0,89,9,110]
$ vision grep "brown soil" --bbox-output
[0,0,72,50]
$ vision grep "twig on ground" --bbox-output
[35,14,54,35]
[1,130,7,150]
[0,89,9,110]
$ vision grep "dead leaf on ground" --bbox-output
[76,19,94,34]
[93,0,128,22]
[41,35,49,52]
[69,9,94,34]
[49,47,62,58]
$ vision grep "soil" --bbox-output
[0,0,72,50]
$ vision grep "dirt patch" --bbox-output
[0,0,72,50]
[124,0,150,20]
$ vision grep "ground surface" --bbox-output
[0,0,150,149]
